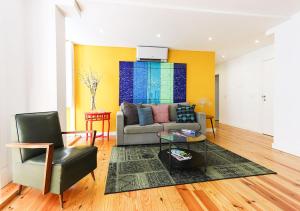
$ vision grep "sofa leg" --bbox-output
[59,193,64,209]
[91,171,95,181]
[18,185,23,195]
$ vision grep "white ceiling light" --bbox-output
[221,55,225,58]
[98,28,104,33]
[156,33,161,38]
[208,37,213,41]
[254,39,260,44]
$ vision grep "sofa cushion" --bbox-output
[169,102,188,121]
[124,123,163,134]
[121,102,140,125]
[137,107,154,126]
[151,104,169,123]
[162,121,200,131]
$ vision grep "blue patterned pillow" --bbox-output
[137,107,154,126]
[176,104,196,123]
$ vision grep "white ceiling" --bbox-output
[65,0,300,63]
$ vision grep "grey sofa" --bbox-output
[116,103,206,146]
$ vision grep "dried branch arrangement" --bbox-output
[80,70,101,110]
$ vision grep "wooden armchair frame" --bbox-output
[6,143,54,194]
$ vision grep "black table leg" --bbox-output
[204,140,207,172]
[159,137,162,152]
[168,142,172,173]
[210,118,215,138]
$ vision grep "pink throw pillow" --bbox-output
[151,104,169,123]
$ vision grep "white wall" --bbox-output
[25,1,66,131]
[271,13,300,157]
[55,7,67,131]
[0,0,27,188]
[0,0,66,188]
[216,45,274,133]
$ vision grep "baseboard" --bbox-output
[206,128,217,133]
[95,131,116,136]
[272,143,300,157]
[78,131,116,138]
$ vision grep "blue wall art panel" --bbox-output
[133,62,148,104]
[174,63,187,103]
[119,61,186,104]
[119,62,133,103]
[148,62,161,104]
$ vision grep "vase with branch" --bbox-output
[80,70,101,111]
[198,98,211,113]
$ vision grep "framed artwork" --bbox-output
[119,61,186,104]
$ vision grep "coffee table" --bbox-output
[157,130,207,173]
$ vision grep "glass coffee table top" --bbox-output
[158,130,206,144]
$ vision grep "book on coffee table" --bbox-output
[168,149,192,161]
[180,129,199,137]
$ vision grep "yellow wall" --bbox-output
[74,45,215,131]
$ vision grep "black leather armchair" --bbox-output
[6,111,97,208]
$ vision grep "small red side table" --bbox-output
[85,111,111,141]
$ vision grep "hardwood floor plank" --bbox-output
[241,178,300,211]
[176,185,205,211]
[257,176,300,203]
[193,189,219,211]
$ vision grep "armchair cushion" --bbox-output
[15,111,64,161]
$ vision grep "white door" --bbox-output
[262,59,274,136]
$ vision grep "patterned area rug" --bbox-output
[105,141,275,194]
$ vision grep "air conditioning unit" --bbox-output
[136,46,168,62]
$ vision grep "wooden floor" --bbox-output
[1,123,300,210]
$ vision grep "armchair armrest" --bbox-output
[116,111,124,145]
[61,130,97,146]
[6,142,53,148]
[6,142,54,195]
[195,112,206,134]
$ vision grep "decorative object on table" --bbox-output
[137,107,154,126]
[105,142,276,194]
[206,114,216,138]
[198,98,211,112]
[85,111,111,141]
[80,70,101,111]
[119,61,186,104]
[176,104,196,123]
